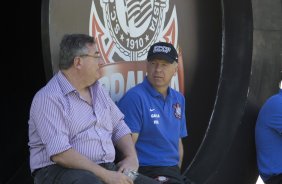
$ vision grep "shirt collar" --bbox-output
[143,77,171,98]
[56,71,76,95]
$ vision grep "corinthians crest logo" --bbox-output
[89,0,183,102]
[90,0,178,63]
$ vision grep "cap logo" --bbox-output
[153,46,171,54]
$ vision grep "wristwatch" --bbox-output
[123,169,139,181]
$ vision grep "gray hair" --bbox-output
[59,34,95,69]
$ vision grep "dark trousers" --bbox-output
[33,163,159,184]
[265,174,282,184]
[138,165,185,184]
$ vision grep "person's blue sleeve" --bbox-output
[268,97,282,135]
[117,92,143,133]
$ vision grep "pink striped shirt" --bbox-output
[28,71,131,172]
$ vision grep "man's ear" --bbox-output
[73,56,83,69]
[174,64,178,76]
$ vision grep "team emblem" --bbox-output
[89,0,178,63]
[88,0,181,102]
[173,103,181,119]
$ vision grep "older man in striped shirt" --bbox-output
[28,34,158,184]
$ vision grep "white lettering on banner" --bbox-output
[137,71,144,84]
[170,74,179,91]
[99,71,180,103]
[126,71,136,91]
[110,73,124,102]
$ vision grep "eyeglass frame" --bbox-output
[79,51,101,59]
[79,54,100,59]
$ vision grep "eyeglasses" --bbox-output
[79,52,100,59]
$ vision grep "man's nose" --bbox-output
[155,63,162,71]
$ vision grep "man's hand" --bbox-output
[116,156,139,173]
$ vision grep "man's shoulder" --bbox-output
[258,92,282,119]
[126,83,146,95]
[118,84,146,105]
[170,88,185,99]
[264,92,282,107]
[33,76,62,100]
